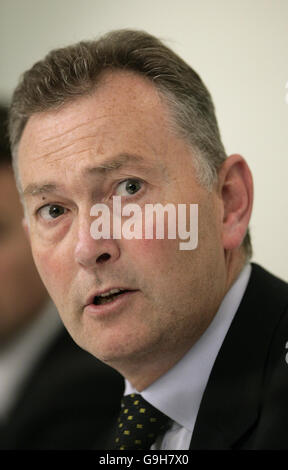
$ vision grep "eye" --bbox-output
[38,204,67,221]
[115,179,142,197]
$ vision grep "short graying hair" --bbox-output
[8,29,252,258]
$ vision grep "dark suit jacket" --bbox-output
[0,326,124,449]
[190,263,288,449]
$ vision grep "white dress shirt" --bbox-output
[0,301,62,422]
[125,263,252,450]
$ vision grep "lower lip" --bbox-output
[84,290,139,318]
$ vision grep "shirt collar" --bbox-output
[125,263,252,431]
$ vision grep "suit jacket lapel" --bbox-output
[190,263,287,449]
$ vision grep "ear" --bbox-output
[218,154,253,251]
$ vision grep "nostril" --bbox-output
[96,253,111,264]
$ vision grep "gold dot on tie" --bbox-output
[119,423,123,428]
[120,445,126,450]
[127,415,133,420]
[123,408,128,414]
[131,394,135,398]
[124,430,130,435]
[136,424,143,429]
[139,408,146,413]
[135,440,142,444]
[150,417,157,422]
[115,438,119,443]
[134,400,139,405]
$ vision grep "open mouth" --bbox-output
[93,289,131,306]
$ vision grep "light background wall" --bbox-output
[0,0,287,280]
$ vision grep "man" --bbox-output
[0,106,124,449]
[8,30,288,449]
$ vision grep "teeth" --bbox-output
[99,288,123,298]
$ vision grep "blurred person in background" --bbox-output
[0,105,124,449]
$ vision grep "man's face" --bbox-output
[0,166,47,342]
[18,71,226,371]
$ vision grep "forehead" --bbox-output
[20,71,172,149]
[17,71,194,190]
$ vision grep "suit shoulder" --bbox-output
[250,263,288,298]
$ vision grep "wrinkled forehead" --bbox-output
[17,71,193,190]
[19,71,172,150]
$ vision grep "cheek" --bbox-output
[122,236,183,276]
[124,236,166,257]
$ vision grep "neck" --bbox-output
[111,249,247,392]
[119,345,197,392]
[224,247,247,294]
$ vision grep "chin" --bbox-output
[89,343,138,365]
[88,332,155,367]
[73,309,159,364]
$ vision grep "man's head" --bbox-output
[0,106,48,344]
[9,31,253,388]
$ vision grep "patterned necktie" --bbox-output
[111,393,170,450]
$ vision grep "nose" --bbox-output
[74,216,120,268]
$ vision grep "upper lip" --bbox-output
[85,287,137,305]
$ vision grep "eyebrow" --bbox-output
[22,183,59,198]
[22,153,165,198]
[84,153,153,175]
